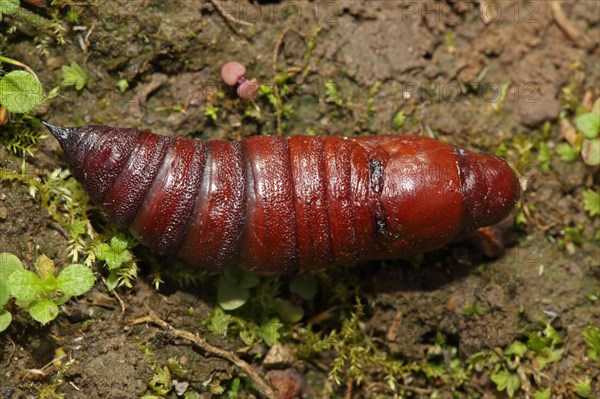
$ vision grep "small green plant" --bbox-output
[204,105,219,122]
[0,252,23,332]
[1,121,47,156]
[576,99,600,166]
[0,0,19,17]
[289,274,317,300]
[536,142,552,173]
[61,62,89,91]
[526,324,564,369]
[1,0,65,44]
[582,189,599,217]
[491,82,510,113]
[5,253,95,325]
[94,235,137,290]
[468,323,565,398]
[556,142,579,163]
[0,56,44,114]
[206,306,285,347]
[582,326,600,361]
[391,110,405,131]
[116,78,129,93]
[324,80,343,107]
[558,99,600,166]
[574,377,593,398]
[490,370,521,398]
[147,365,173,396]
[217,266,260,311]
[462,303,485,316]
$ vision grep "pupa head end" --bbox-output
[42,121,73,143]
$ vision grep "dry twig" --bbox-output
[551,1,589,47]
[130,309,277,399]
[101,276,126,318]
[210,0,254,28]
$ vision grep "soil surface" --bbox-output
[1,1,599,398]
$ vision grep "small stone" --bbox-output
[266,369,305,399]
[46,57,63,70]
[173,380,189,396]
[0,205,7,220]
[263,343,294,368]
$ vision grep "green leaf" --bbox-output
[0,310,12,332]
[275,299,304,323]
[0,283,9,308]
[537,142,551,173]
[574,377,592,398]
[110,235,128,252]
[575,112,600,140]
[391,111,405,130]
[0,0,19,15]
[148,366,172,395]
[56,264,95,298]
[556,143,579,163]
[61,62,89,91]
[544,324,562,346]
[238,270,260,289]
[0,70,44,113]
[207,307,234,335]
[41,274,58,293]
[491,370,520,397]
[95,237,132,270]
[564,227,583,246]
[289,275,317,300]
[533,388,551,399]
[536,348,564,369]
[8,269,43,303]
[582,326,600,361]
[259,317,283,346]
[593,99,600,116]
[105,270,120,291]
[217,277,249,311]
[28,299,59,325]
[505,340,527,357]
[582,190,600,217]
[0,252,24,277]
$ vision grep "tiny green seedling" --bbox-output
[391,110,405,131]
[576,99,600,166]
[61,62,89,91]
[582,326,600,361]
[582,189,600,217]
[94,235,136,291]
[204,105,219,122]
[574,377,593,399]
[6,253,95,325]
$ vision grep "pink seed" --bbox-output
[221,61,246,87]
[237,78,260,100]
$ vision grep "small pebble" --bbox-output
[263,343,294,368]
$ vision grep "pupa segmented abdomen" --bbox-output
[45,123,520,274]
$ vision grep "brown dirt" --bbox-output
[1,1,599,398]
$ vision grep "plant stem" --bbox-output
[0,55,40,82]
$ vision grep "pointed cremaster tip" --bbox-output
[42,121,72,142]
